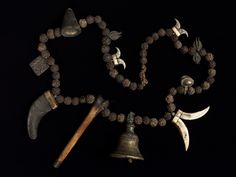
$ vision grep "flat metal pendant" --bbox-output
[29,56,49,76]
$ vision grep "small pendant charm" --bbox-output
[29,56,49,76]
[61,8,81,37]
[112,47,126,69]
[172,18,189,37]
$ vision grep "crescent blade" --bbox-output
[172,117,189,151]
[117,59,126,69]
[27,91,58,140]
[178,106,210,120]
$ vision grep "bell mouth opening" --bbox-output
[110,152,144,162]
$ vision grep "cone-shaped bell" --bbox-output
[61,8,81,37]
[111,112,144,163]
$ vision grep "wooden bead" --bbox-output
[64,96,72,105]
[117,113,125,123]
[79,19,87,28]
[39,33,48,43]
[52,87,61,96]
[207,77,215,84]
[152,32,159,40]
[72,97,79,106]
[199,48,207,56]
[174,40,182,49]
[129,82,138,91]
[101,45,110,53]
[189,47,197,56]
[98,21,107,29]
[201,81,210,90]
[52,79,60,88]
[150,118,158,127]
[141,42,149,50]
[143,116,150,125]
[164,112,172,121]
[86,16,95,24]
[166,28,173,37]
[108,112,117,121]
[177,86,185,94]
[158,28,166,37]
[54,28,61,37]
[167,103,176,112]
[171,35,178,42]
[195,86,202,94]
[50,64,59,72]
[47,29,55,39]
[101,108,111,117]
[106,61,114,70]
[79,96,86,104]
[102,28,110,36]
[122,79,131,87]
[137,83,144,90]
[140,57,147,65]
[187,87,195,95]
[103,53,112,62]
[209,61,216,68]
[165,95,174,103]
[37,43,47,52]
[46,57,55,65]
[158,118,166,127]
[116,74,124,83]
[86,94,95,104]
[208,69,216,77]
[134,115,143,125]
[94,16,102,23]
[56,95,64,104]
[102,36,111,45]
[169,87,177,96]
[146,36,154,44]
[109,69,118,78]
[205,53,214,61]
[180,46,189,54]
[52,72,60,80]
[41,50,50,59]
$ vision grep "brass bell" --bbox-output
[111,112,144,163]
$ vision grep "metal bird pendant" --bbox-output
[27,91,58,140]
[172,106,210,150]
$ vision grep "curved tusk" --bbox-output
[117,59,126,69]
[172,117,189,151]
[176,106,210,120]
[115,47,121,58]
[174,18,181,29]
[179,29,189,38]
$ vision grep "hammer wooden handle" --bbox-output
[54,97,107,168]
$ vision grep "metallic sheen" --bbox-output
[27,91,58,140]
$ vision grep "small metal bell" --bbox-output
[111,112,144,163]
[61,8,81,37]
[180,75,194,94]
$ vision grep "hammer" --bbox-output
[53,96,108,168]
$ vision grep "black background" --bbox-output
[2,0,235,177]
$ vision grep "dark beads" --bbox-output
[167,103,176,112]
[205,53,214,61]
[79,96,86,104]
[165,95,174,103]
[207,77,215,84]
[94,16,102,23]
[187,87,195,95]
[41,50,50,59]
[158,28,166,37]
[180,46,189,54]
[86,94,95,104]
[79,19,87,28]
[134,115,143,125]
[164,112,172,121]
[140,57,148,65]
[140,50,147,57]
[46,56,55,65]
[52,87,61,96]
[47,29,55,39]
[143,116,150,125]
[52,72,60,80]
[166,28,173,37]
[174,40,182,49]
[116,74,124,83]
[201,81,210,90]
[129,82,138,91]
[152,33,159,41]
[50,64,59,72]
[102,36,111,45]
[122,79,131,87]
[117,113,125,123]
[101,108,110,117]
[52,79,60,88]
[106,61,114,70]
[150,118,158,127]
[159,118,166,127]
[199,48,207,56]
[56,95,64,104]
[86,16,95,24]
[177,86,185,94]
[169,87,177,96]
[102,28,110,36]
[141,42,149,50]
[108,112,117,121]
[137,83,144,90]
[54,28,61,37]
[171,35,178,42]
[109,69,118,78]
[208,69,216,77]
[101,45,110,53]
[98,21,107,29]
[189,47,197,56]
[72,97,79,106]
[37,43,47,52]
[64,96,72,105]
[195,86,202,94]
[209,61,216,68]
[146,36,154,44]
[39,33,48,43]
[103,53,112,62]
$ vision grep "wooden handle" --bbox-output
[53,100,104,168]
